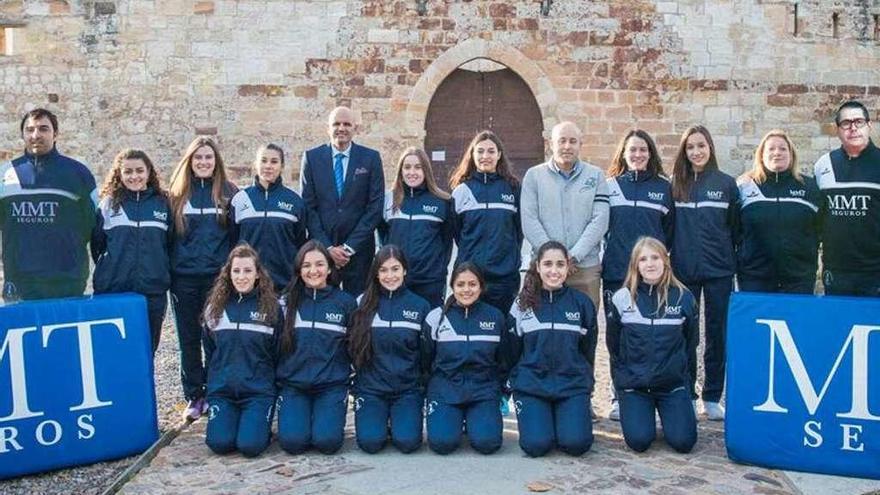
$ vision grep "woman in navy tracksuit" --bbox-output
[737,129,821,294]
[508,241,598,457]
[91,149,172,356]
[449,130,523,315]
[276,240,357,454]
[202,244,281,457]
[602,129,674,419]
[606,236,698,453]
[424,262,509,455]
[379,147,454,307]
[167,137,238,420]
[670,125,738,421]
[230,144,308,291]
[349,245,432,453]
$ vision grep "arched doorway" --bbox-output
[424,59,545,186]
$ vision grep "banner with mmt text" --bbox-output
[0,293,158,480]
[726,292,879,479]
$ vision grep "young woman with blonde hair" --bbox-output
[737,129,820,293]
[606,237,698,453]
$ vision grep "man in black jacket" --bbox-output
[300,107,384,296]
[814,100,880,297]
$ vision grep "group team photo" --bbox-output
[1,99,878,489]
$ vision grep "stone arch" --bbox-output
[404,39,559,140]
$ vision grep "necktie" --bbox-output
[334,153,344,198]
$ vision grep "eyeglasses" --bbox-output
[837,118,869,130]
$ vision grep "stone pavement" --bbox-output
[118,409,878,495]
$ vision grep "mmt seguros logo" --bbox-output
[0,295,156,479]
[0,318,126,454]
[751,319,879,453]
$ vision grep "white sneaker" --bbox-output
[608,400,620,421]
[692,400,698,418]
[702,401,725,421]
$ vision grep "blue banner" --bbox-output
[726,292,880,479]
[0,293,158,479]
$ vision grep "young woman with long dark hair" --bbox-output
[449,130,523,315]
[606,237,698,453]
[508,241,597,457]
[275,240,357,455]
[202,244,281,458]
[167,136,238,420]
[349,245,432,453]
[379,147,453,307]
[424,262,509,455]
[603,129,674,420]
[670,125,738,421]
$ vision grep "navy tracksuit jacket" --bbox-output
[203,291,282,457]
[603,171,674,284]
[671,169,738,283]
[91,187,172,295]
[737,171,821,291]
[605,284,698,392]
[230,177,307,290]
[170,177,238,277]
[379,185,454,295]
[276,285,358,391]
[1,147,97,299]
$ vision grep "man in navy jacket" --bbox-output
[0,108,97,301]
[300,107,384,296]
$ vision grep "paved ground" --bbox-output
[119,409,879,495]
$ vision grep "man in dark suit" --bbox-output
[300,106,384,296]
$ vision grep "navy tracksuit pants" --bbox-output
[482,271,521,315]
[277,385,348,455]
[514,392,593,457]
[823,269,880,297]
[408,280,446,308]
[618,386,696,453]
[354,390,423,453]
[738,276,815,294]
[684,276,733,403]
[426,398,502,455]
[205,396,275,457]
[145,293,168,356]
[170,274,214,400]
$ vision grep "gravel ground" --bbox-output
[0,306,186,495]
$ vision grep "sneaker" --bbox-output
[702,401,725,421]
[692,400,698,418]
[184,398,207,421]
[608,400,620,421]
[590,405,598,422]
[500,397,510,417]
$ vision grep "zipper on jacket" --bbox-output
[135,191,142,292]
[200,178,206,215]
[264,189,269,221]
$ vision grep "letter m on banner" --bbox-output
[726,292,880,480]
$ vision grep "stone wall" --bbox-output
[1,0,878,184]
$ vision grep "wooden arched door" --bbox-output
[424,65,545,187]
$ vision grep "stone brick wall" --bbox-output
[1,0,878,184]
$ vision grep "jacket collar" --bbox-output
[253,175,283,192]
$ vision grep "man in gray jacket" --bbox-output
[521,121,609,308]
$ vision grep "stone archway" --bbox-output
[403,39,559,141]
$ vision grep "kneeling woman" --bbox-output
[424,263,509,455]
[606,237,698,453]
[508,241,598,457]
[276,241,357,454]
[349,245,432,453]
[203,244,282,457]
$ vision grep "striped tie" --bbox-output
[333,153,344,198]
